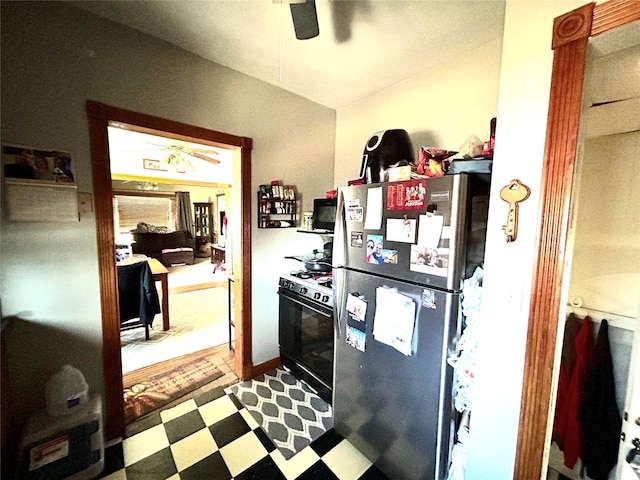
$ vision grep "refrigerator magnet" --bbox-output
[346,206,364,222]
[380,249,398,264]
[346,293,367,323]
[366,235,384,264]
[409,245,448,277]
[346,326,366,352]
[350,231,364,247]
[421,289,437,309]
[386,180,427,211]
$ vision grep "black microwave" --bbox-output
[312,198,337,232]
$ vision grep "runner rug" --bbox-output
[123,358,223,425]
[227,368,333,459]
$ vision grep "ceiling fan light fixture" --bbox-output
[162,151,197,173]
[137,182,159,191]
[290,0,319,40]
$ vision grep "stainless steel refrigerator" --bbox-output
[332,174,489,480]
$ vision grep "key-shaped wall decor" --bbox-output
[500,179,531,242]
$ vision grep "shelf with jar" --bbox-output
[258,183,296,228]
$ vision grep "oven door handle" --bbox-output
[278,290,332,317]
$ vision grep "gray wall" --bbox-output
[0,1,335,424]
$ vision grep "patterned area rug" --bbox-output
[227,368,333,459]
[123,358,223,425]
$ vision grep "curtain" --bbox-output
[175,191,194,238]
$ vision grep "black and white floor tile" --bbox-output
[228,368,333,460]
[100,386,389,480]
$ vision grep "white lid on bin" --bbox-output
[45,364,89,416]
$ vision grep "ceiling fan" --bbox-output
[277,0,319,40]
[133,142,221,173]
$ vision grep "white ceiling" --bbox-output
[70,0,507,110]
[108,125,235,185]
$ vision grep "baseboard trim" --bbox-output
[251,357,282,378]
[169,280,227,295]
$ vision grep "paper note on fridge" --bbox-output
[386,218,417,243]
[372,287,416,356]
[417,214,444,250]
[364,187,383,230]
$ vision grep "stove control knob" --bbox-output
[322,295,330,303]
[314,292,321,300]
[299,287,308,295]
[287,282,294,290]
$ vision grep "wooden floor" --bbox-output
[168,278,227,295]
[121,268,237,421]
[122,343,239,415]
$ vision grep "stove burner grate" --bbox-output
[290,270,313,279]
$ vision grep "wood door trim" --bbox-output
[87,101,253,440]
[514,1,640,478]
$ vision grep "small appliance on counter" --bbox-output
[311,198,337,233]
[359,129,414,184]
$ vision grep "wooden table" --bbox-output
[147,258,170,331]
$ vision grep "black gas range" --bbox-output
[278,270,334,404]
[279,270,333,309]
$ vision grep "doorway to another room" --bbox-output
[87,101,253,440]
[108,125,232,378]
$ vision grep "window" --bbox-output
[113,194,175,234]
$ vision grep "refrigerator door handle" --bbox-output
[332,188,346,269]
[333,267,346,339]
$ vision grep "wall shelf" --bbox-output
[257,185,297,228]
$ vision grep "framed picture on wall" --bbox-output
[2,143,75,184]
[142,158,167,172]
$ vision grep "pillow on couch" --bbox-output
[135,222,170,234]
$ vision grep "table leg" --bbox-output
[160,273,169,330]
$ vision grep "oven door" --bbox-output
[278,288,334,404]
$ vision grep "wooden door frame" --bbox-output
[514,1,640,478]
[86,101,253,440]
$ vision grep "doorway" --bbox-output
[109,126,231,374]
[87,101,253,440]
[514,2,640,478]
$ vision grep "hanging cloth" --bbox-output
[579,320,622,480]
[117,260,160,327]
[552,314,594,468]
[175,191,194,238]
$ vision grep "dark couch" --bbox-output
[132,231,196,266]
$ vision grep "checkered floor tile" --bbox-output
[99,386,388,480]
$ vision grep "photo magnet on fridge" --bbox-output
[421,289,437,309]
[346,293,367,325]
[366,234,384,264]
[346,326,366,352]
[346,206,364,222]
[350,232,364,247]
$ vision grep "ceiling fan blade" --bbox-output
[290,0,319,40]
[190,152,220,164]
[190,148,221,155]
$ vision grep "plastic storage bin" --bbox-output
[17,394,104,480]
